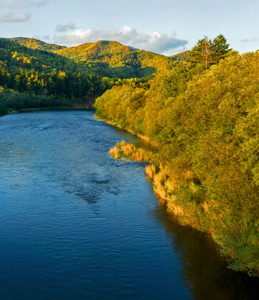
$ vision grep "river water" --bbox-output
[0,110,258,300]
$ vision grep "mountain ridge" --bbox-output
[9,37,66,52]
[9,37,188,78]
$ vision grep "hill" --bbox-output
[0,38,111,113]
[0,37,95,74]
[9,37,66,52]
[170,50,190,60]
[10,38,185,78]
[54,40,176,70]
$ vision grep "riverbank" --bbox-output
[105,121,259,277]
[93,52,259,277]
[94,116,158,148]
[0,84,98,117]
[108,139,204,228]
[1,104,94,117]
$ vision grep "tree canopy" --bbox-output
[94,49,259,276]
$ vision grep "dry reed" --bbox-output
[109,140,150,162]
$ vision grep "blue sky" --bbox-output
[0,0,258,55]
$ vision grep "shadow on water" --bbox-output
[152,201,259,300]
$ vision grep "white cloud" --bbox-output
[0,12,30,22]
[53,26,188,55]
[1,0,47,9]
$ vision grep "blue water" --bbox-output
[0,110,258,300]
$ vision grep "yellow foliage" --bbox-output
[98,51,259,276]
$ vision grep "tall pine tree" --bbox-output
[188,34,231,68]
[212,34,231,63]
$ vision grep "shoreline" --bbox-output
[94,115,159,148]
[1,105,95,117]
[97,115,259,278]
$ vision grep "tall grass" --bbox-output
[109,141,150,162]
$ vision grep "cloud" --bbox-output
[1,0,47,9]
[54,26,188,55]
[56,23,76,33]
[42,35,50,41]
[0,12,30,22]
[241,37,258,43]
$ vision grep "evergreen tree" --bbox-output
[187,36,214,68]
[212,34,231,63]
[188,34,231,68]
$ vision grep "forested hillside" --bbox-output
[94,36,259,276]
[0,36,187,115]
[0,38,112,114]
[10,38,183,78]
[10,37,66,52]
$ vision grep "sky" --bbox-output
[0,0,258,55]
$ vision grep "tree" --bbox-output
[212,34,231,63]
[187,36,214,68]
[188,35,231,68]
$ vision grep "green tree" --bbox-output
[188,36,214,68]
[188,34,231,68]
[212,34,231,63]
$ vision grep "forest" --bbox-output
[0,38,114,114]
[0,37,171,114]
[1,35,258,277]
[94,35,259,276]
[7,37,184,78]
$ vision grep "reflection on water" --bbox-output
[153,202,259,300]
[0,110,258,299]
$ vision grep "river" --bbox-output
[0,110,258,299]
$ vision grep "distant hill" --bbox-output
[54,40,175,70]
[9,37,188,78]
[54,40,135,62]
[9,37,66,52]
[170,50,190,61]
[0,38,110,111]
[0,37,93,75]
